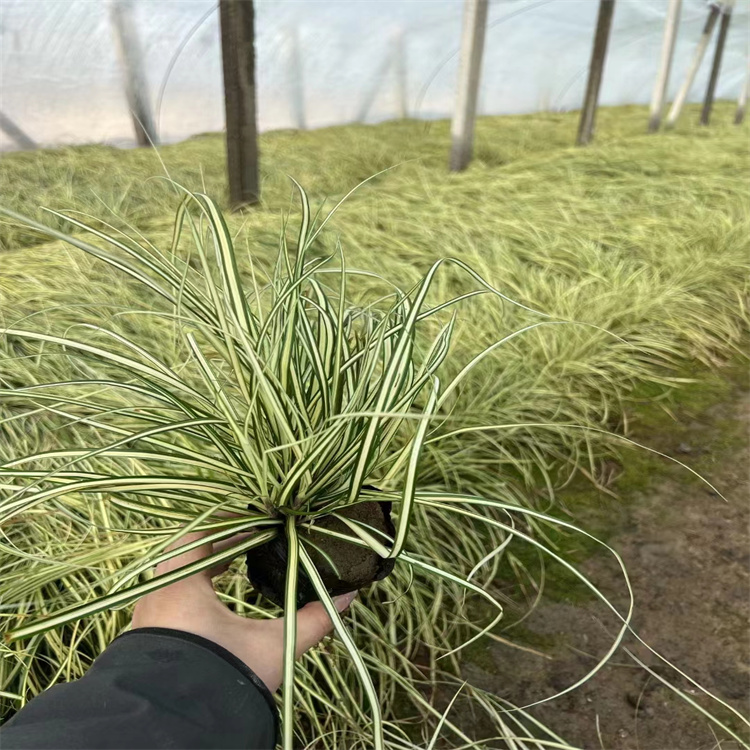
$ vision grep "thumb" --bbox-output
[293,591,358,657]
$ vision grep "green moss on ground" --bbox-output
[498,353,749,616]
[462,356,748,695]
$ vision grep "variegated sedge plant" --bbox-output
[0,183,529,749]
[1,185,748,750]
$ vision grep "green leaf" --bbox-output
[282,517,299,750]
[298,545,384,750]
[388,377,440,559]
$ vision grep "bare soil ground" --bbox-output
[462,378,750,749]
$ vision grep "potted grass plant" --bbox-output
[0,185,529,747]
[1,185,745,749]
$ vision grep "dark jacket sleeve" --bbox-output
[0,627,279,749]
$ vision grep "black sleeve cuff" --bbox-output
[118,627,280,748]
[0,627,280,749]
[121,627,280,741]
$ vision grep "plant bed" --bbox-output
[1,185,746,750]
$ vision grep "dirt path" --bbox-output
[461,381,750,749]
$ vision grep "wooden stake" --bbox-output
[700,0,735,126]
[735,58,749,125]
[219,0,260,208]
[109,0,158,147]
[665,3,720,128]
[648,0,682,132]
[576,0,616,146]
[449,0,489,172]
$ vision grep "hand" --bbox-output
[132,529,357,692]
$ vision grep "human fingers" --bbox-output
[133,530,217,627]
[132,526,256,628]
[156,521,253,578]
[154,530,215,577]
[293,592,357,657]
[209,532,253,577]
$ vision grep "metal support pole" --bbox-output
[109,0,158,147]
[219,0,260,207]
[648,0,682,132]
[576,0,616,146]
[700,0,735,125]
[449,0,489,172]
[665,2,720,127]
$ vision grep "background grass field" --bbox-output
[1,103,748,746]
[2,103,747,492]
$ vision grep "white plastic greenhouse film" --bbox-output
[0,0,748,151]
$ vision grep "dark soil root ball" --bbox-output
[245,499,396,609]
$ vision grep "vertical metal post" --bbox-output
[289,25,306,130]
[735,58,749,125]
[449,0,489,172]
[394,30,408,119]
[576,0,616,146]
[109,0,158,147]
[665,3,720,127]
[648,0,682,132]
[219,0,260,207]
[700,0,735,125]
